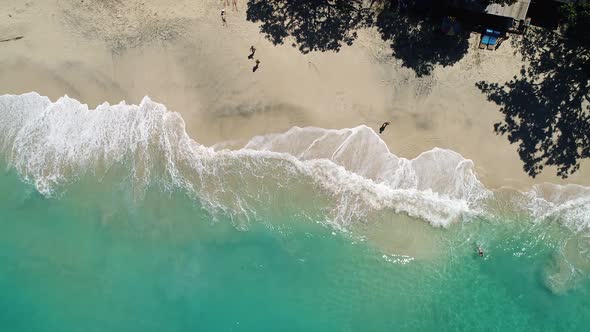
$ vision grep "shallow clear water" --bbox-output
[1,167,589,332]
[1,93,589,331]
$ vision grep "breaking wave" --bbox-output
[1,93,589,231]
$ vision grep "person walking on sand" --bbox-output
[232,0,238,11]
[248,46,256,59]
[253,59,260,72]
[379,122,390,134]
[221,9,227,26]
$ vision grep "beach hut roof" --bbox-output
[449,0,531,21]
[485,0,531,21]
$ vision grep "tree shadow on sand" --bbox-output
[476,29,590,178]
[376,3,470,77]
[245,0,373,54]
[246,0,470,76]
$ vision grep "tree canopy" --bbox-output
[561,1,590,47]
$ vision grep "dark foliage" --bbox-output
[477,28,590,178]
[246,0,470,76]
[245,0,373,54]
[561,2,590,47]
[376,4,470,76]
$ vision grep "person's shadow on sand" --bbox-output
[248,46,256,59]
[252,59,260,72]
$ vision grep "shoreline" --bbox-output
[1,0,589,191]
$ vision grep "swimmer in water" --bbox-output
[478,246,484,257]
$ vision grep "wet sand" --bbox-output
[1,0,588,190]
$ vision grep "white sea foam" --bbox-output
[245,126,491,226]
[524,184,590,233]
[1,93,589,231]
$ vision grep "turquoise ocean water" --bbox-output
[1,93,589,331]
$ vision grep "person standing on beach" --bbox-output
[248,46,256,59]
[221,9,227,26]
[379,122,390,134]
[223,0,237,11]
[253,59,260,72]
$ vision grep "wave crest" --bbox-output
[1,93,588,231]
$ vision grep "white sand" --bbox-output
[1,0,588,189]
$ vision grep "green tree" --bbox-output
[561,1,590,47]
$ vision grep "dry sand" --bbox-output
[1,0,588,190]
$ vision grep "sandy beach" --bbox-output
[3,3,590,328]
[1,0,588,189]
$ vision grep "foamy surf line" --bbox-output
[1,92,589,231]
